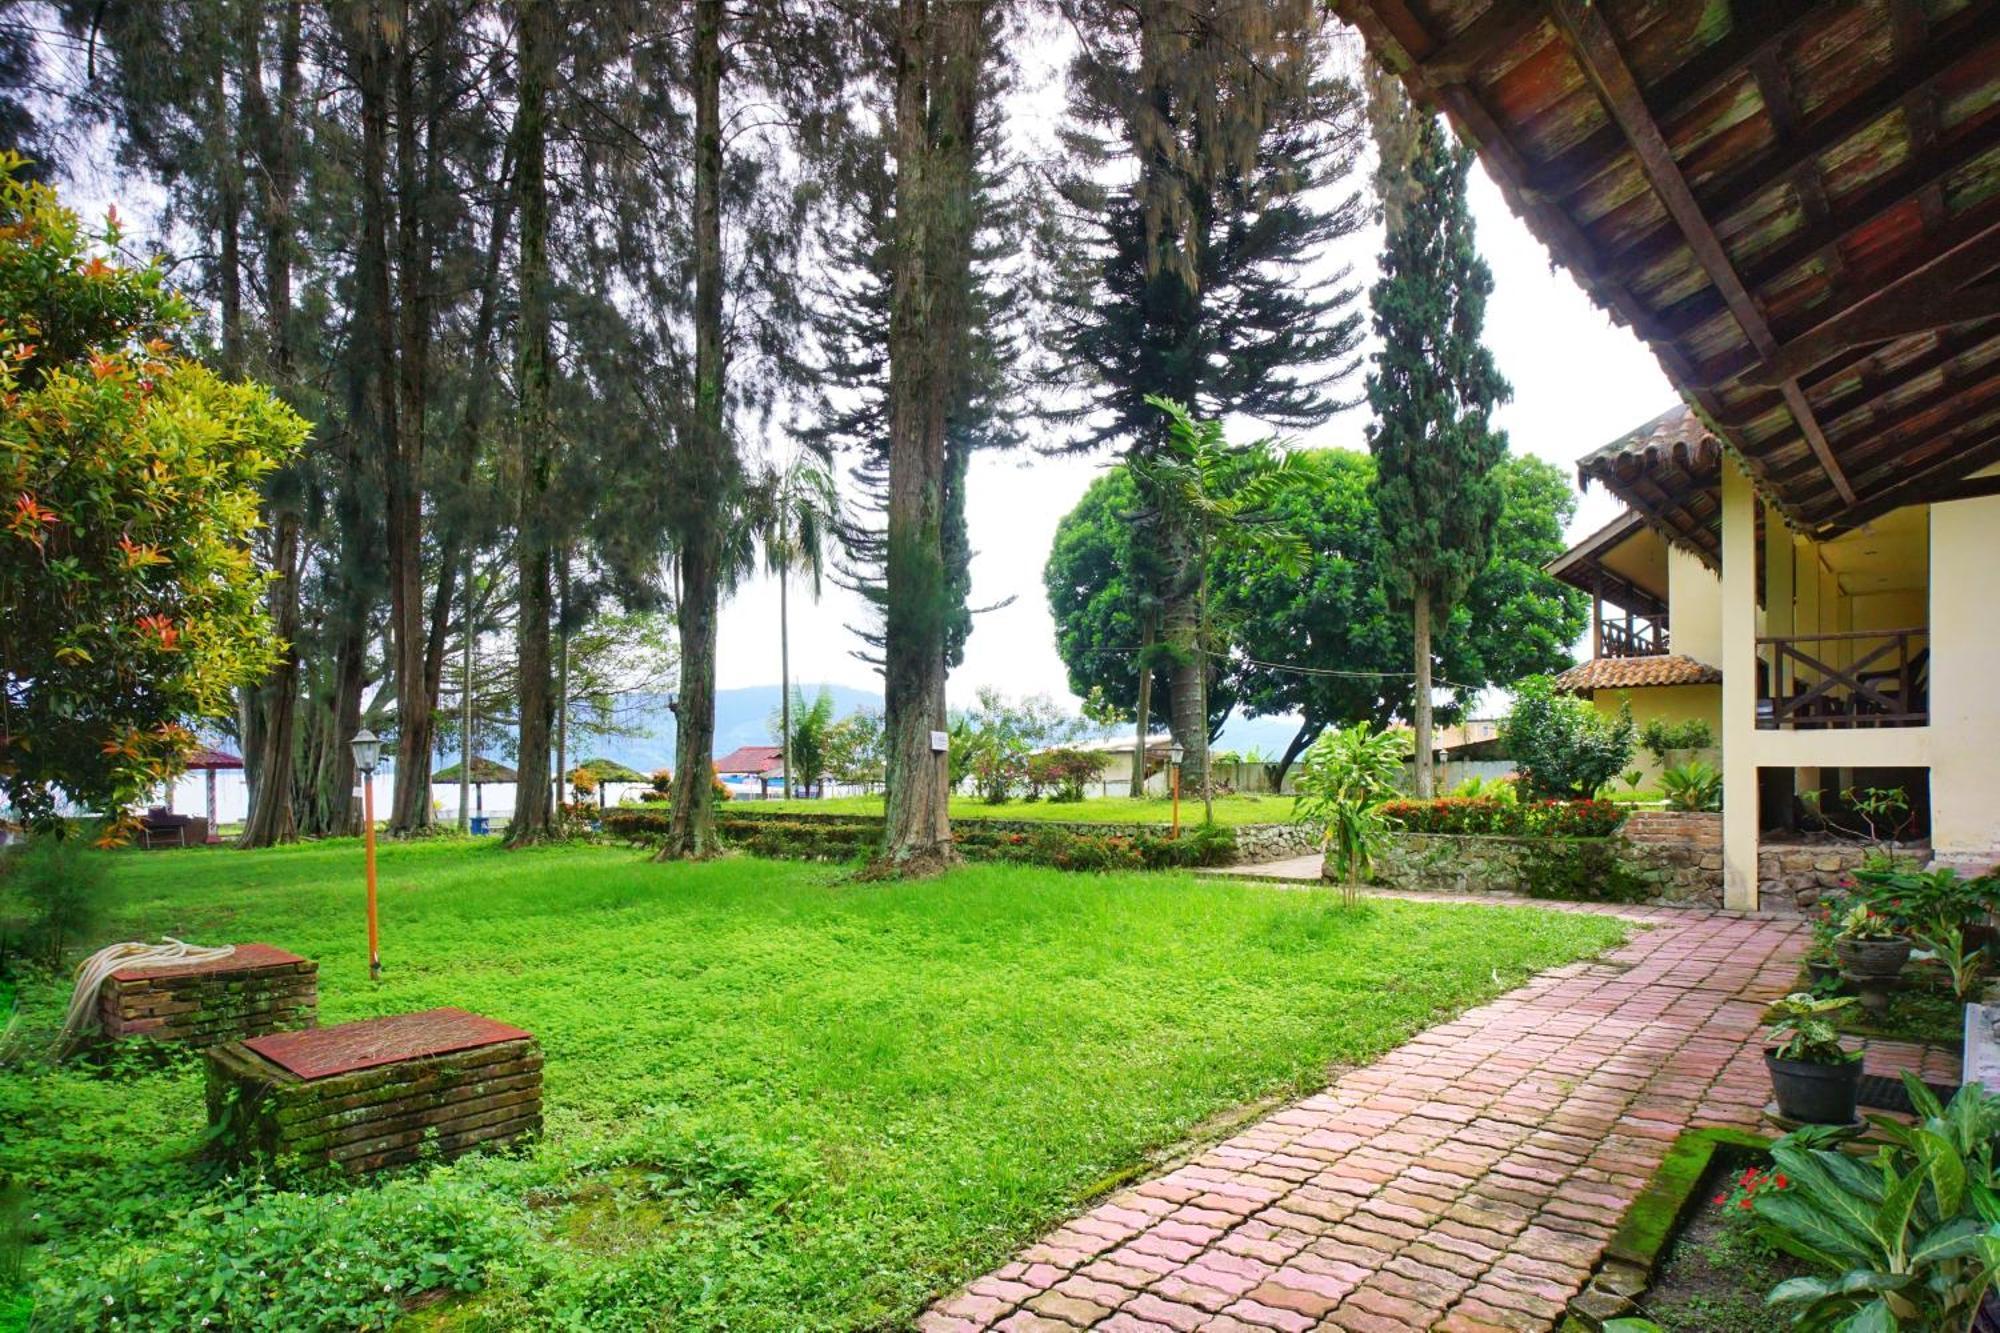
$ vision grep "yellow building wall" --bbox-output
[1667,546,1722,666]
[1930,490,2000,861]
[1594,685,1721,787]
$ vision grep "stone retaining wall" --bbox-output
[99,942,317,1047]
[1370,811,1911,914]
[206,1032,543,1174]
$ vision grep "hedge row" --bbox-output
[598,807,1239,871]
[1379,797,1626,839]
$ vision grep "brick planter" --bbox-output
[204,1007,543,1174]
[98,942,317,1047]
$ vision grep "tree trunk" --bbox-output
[780,564,791,798]
[507,0,557,847]
[555,552,569,803]
[1130,611,1153,797]
[1272,719,1321,790]
[237,0,305,849]
[459,547,474,832]
[388,1,439,835]
[240,514,302,846]
[661,0,729,860]
[879,0,985,874]
[1412,585,1434,798]
[1161,555,1206,794]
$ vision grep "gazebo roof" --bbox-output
[432,756,518,784]
[1332,0,2000,535]
[575,757,646,783]
[187,747,244,771]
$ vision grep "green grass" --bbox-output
[0,839,1629,1330]
[737,791,1297,826]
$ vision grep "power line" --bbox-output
[1074,642,1484,694]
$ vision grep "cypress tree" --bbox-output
[1364,93,1510,799]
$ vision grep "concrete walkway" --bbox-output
[922,902,1958,1333]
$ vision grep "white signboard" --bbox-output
[929,730,949,753]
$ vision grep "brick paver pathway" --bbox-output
[923,902,1959,1333]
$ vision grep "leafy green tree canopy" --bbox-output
[1047,450,1585,778]
[0,161,307,833]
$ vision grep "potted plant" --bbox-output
[1763,992,1862,1125]
[1833,903,1909,979]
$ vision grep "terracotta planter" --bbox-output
[1835,937,1910,980]
[1765,1050,1862,1125]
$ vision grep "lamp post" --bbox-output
[1169,741,1185,839]
[350,727,382,981]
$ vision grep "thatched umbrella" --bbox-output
[576,757,647,809]
[431,756,518,822]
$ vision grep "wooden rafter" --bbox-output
[1775,374,2000,487]
[1739,215,2000,387]
[1546,0,1854,506]
[1831,429,2000,529]
[1533,0,1828,201]
[1415,0,1544,83]
[1607,14,2000,290]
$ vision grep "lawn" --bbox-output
[735,791,1297,826]
[0,839,1628,1331]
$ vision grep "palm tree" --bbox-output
[1126,397,1306,824]
[755,449,838,798]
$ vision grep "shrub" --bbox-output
[602,809,672,845]
[1754,1075,2000,1331]
[1501,675,1635,800]
[1027,748,1107,803]
[1638,716,1713,765]
[0,837,108,969]
[952,822,1237,872]
[1659,759,1720,812]
[1517,841,1650,904]
[1290,724,1409,904]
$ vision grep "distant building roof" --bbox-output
[715,745,784,777]
[1554,655,1722,693]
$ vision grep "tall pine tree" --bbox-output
[1364,87,1510,799]
[1050,0,1367,797]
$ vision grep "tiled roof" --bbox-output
[714,745,784,776]
[1553,655,1722,693]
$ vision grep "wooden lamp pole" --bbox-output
[351,728,383,981]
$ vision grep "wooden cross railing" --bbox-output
[1757,628,1929,729]
[1600,612,1668,658]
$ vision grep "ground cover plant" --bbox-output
[0,840,1627,1331]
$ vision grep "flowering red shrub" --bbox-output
[1715,1162,1789,1212]
[1380,797,1626,838]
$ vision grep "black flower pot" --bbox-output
[1805,958,1844,989]
[1766,1050,1862,1125]
[1835,937,1911,980]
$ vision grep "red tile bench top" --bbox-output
[110,941,306,982]
[207,1007,543,1173]
[99,942,317,1047]
[243,1006,531,1081]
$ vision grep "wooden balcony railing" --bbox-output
[1757,628,1929,729]
[1600,613,1668,658]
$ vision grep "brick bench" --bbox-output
[204,1007,543,1173]
[99,942,317,1047]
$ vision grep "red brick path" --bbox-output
[922,904,1957,1333]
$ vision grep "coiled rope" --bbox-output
[58,938,236,1055]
